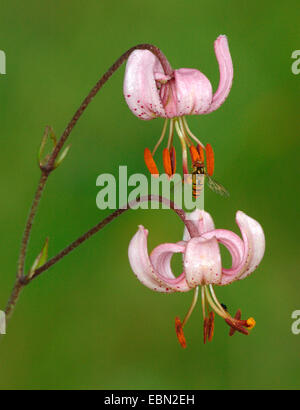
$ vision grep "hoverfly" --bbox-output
[189,144,229,198]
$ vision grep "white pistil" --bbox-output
[209,284,230,317]
[201,286,207,319]
[178,117,192,147]
[204,286,227,319]
[167,118,174,150]
[174,119,189,174]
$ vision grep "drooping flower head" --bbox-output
[128,209,265,347]
[123,35,233,177]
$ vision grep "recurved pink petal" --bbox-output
[202,229,244,285]
[128,225,174,292]
[205,35,233,114]
[150,242,191,292]
[123,50,168,120]
[183,209,215,241]
[215,211,265,285]
[235,211,265,280]
[184,236,222,286]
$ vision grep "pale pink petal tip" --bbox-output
[128,226,190,293]
[235,211,265,280]
[205,34,233,114]
[216,211,265,285]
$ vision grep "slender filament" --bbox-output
[167,118,174,150]
[174,119,189,174]
[182,286,199,327]
[201,286,207,319]
[182,117,205,148]
[204,286,227,319]
[152,118,169,156]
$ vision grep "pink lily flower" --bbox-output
[123,35,233,177]
[128,209,265,347]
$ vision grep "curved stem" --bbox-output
[17,172,48,279]
[5,279,24,320]
[32,195,197,280]
[5,195,196,322]
[46,43,172,171]
[14,42,172,301]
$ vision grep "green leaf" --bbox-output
[38,126,51,164]
[28,238,49,279]
[54,144,71,169]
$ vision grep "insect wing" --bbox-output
[206,175,230,198]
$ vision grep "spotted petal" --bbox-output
[123,50,169,120]
[184,236,222,286]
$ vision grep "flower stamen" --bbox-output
[162,148,173,177]
[197,144,205,163]
[167,119,174,150]
[182,286,199,327]
[207,285,255,337]
[175,317,187,348]
[174,119,189,175]
[208,311,215,342]
[152,118,169,156]
[182,116,205,149]
[189,145,201,164]
[170,146,176,175]
[175,287,199,348]
[203,317,209,344]
[144,148,159,177]
[178,117,192,147]
[205,143,215,176]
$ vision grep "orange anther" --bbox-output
[197,144,205,163]
[170,146,176,175]
[175,317,187,349]
[203,317,209,345]
[163,148,173,177]
[208,311,215,342]
[144,148,159,177]
[205,143,215,176]
[189,145,200,164]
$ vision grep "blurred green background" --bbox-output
[0,0,299,390]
